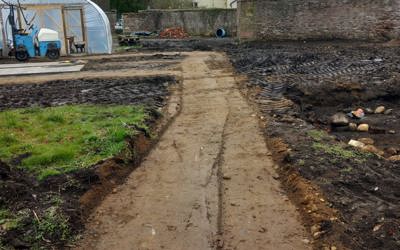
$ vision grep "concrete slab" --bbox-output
[0,61,85,76]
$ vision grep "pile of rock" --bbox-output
[330,106,395,134]
[373,106,392,115]
[348,138,384,156]
[330,106,400,161]
[330,113,370,132]
[348,138,400,161]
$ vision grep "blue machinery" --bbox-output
[1,0,61,61]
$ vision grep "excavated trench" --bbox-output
[228,43,400,250]
[286,82,400,155]
[282,75,400,250]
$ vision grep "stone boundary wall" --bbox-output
[238,0,400,41]
[123,9,237,37]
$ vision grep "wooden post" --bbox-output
[80,7,88,54]
[61,6,69,55]
[0,6,8,56]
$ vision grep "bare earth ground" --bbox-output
[76,52,309,249]
[2,41,400,249]
[228,42,400,249]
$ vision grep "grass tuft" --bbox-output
[0,208,22,231]
[3,112,19,128]
[22,146,77,167]
[38,169,62,181]
[45,113,65,123]
[0,133,18,145]
[307,129,327,142]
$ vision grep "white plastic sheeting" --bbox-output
[0,0,112,54]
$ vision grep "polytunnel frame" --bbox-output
[0,0,112,56]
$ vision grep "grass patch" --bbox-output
[312,142,369,162]
[307,129,328,142]
[340,166,353,173]
[45,113,65,123]
[0,105,148,180]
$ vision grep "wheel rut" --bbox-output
[76,51,310,250]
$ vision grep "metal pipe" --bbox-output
[8,4,16,49]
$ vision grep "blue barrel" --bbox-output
[216,28,227,38]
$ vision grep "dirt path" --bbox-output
[77,52,309,250]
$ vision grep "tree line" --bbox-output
[110,0,192,13]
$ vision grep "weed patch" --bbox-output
[0,208,24,232]
[33,207,70,242]
[307,129,328,142]
[312,142,370,162]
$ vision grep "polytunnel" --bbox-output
[0,0,112,55]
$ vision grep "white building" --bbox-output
[193,0,237,8]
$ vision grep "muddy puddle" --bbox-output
[229,43,400,250]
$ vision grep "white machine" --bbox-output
[37,28,60,42]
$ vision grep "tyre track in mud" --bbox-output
[228,43,400,249]
[76,51,309,250]
[231,47,387,115]
[0,76,174,111]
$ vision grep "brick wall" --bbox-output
[238,0,400,41]
[123,9,237,37]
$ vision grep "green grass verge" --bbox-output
[0,105,148,180]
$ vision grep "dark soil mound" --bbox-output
[229,42,400,250]
[0,76,175,111]
[82,54,184,71]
